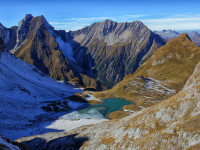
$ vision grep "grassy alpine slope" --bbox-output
[92,33,200,112]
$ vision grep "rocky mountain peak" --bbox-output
[162,29,177,33]
[0,23,7,43]
[70,19,165,87]
[19,14,33,27]
[36,15,54,32]
[24,14,33,19]
[14,14,33,49]
[101,19,114,24]
[154,29,180,42]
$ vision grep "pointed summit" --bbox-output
[19,14,33,26]
[24,14,33,19]
[102,19,113,22]
[101,19,116,24]
[38,15,54,31]
[177,33,192,41]
[130,33,200,91]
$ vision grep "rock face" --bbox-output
[188,31,200,46]
[0,37,5,54]
[70,20,165,87]
[0,23,17,51]
[13,15,77,81]
[17,57,200,150]
[0,14,105,90]
[93,33,200,110]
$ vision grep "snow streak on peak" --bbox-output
[56,36,76,62]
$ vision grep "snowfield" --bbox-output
[0,53,103,140]
[56,36,75,62]
[46,118,107,131]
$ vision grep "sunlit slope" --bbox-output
[94,33,200,109]
[19,58,200,150]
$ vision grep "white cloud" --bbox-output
[142,17,200,31]
[49,14,200,31]
[49,14,144,31]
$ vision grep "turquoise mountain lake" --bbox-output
[62,98,134,120]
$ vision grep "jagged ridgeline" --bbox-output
[70,19,165,88]
[0,15,106,90]
[0,14,165,89]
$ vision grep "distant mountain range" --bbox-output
[154,30,180,42]
[155,29,200,46]
[1,15,200,90]
[0,14,165,89]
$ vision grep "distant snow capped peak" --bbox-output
[154,29,180,42]
[162,29,179,34]
[189,31,199,36]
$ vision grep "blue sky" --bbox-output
[1,0,200,32]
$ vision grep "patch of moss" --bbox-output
[108,110,129,119]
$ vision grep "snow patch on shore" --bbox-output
[46,118,107,131]
[85,93,102,102]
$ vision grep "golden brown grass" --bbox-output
[91,34,200,113]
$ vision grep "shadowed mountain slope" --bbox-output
[70,19,165,87]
